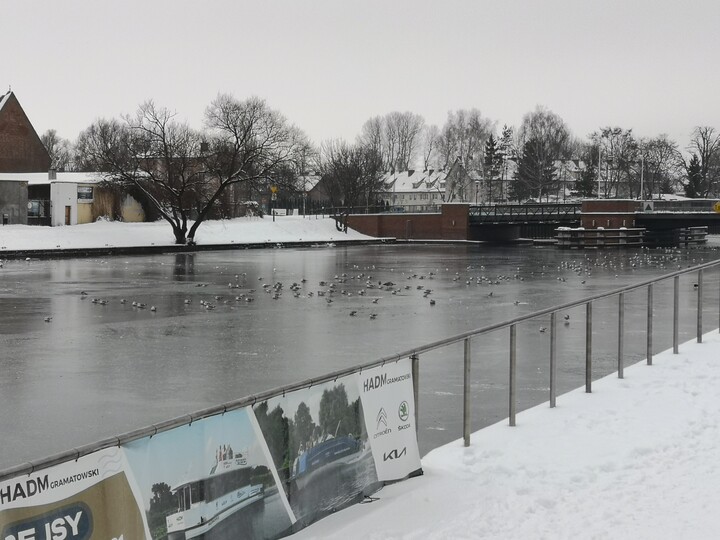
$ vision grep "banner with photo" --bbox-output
[357,358,422,481]
[0,363,421,539]
[122,407,294,540]
[253,374,380,529]
[0,446,147,539]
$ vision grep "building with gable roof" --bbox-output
[0,89,51,224]
[0,90,50,173]
[379,159,476,211]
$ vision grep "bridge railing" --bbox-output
[649,200,720,213]
[469,203,582,221]
[1,258,718,482]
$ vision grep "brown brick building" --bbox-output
[0,90,51,223]
[0,90,50,173]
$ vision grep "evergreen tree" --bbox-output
[684,153,703,198]
[498,125,514,201]
[483,134,503,201]
[576,145,598,198]
[513,138,556,201]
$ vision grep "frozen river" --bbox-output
[1,242,719,469]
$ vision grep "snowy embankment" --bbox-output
[295,331,720,540]
[0,216,374,252]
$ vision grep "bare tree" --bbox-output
[683,126,720,197]
[80,95,308,244]
[421,125,440,170]
[591,127,637,198]
[511,107,571,200]
[40,129,72,170]
[316,139,384,231]
[200,94,309,240]
[638,135,682,198]
[435,109,495,170]
[359,112,424,171]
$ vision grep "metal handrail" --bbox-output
[1,257,718,482]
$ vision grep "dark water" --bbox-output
[1,243,719,469]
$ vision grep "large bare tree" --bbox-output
[316,139,384,231]
[435,109,495,170]
[683,126,720,197]
[40,129,73,171]
[637,135,682,199]
[359,112,424,171]
[591,127,637,198]
[79,95,308,244]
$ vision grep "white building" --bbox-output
[0,171,145,226]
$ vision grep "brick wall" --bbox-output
[581,199,638,229]
[0,93,51,173]
[347,204,469,240]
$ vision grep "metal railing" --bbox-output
[469,203,582,223]
[1,258,719,482]
[649,199,720,213]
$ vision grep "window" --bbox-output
[77,186,93,201]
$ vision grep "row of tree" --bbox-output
[41,96,720,243]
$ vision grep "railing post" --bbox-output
[550,312,557,408]
[509,324,516,426]
[618,292,624,378]
[697,269,704,343]
[586,302,592,393]
[411,354,420,435]
[463,338,471,447]
[647,283,653,365]
[673,276,679,354]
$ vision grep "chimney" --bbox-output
[48,168,57,180]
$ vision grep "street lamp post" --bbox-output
[639,154,645,200]
[475,180,480,204]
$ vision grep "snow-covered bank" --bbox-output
[0,216,374,252]
[295,331,720,540]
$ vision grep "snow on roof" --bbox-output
[0,172,106,185]
[299,174,321,192]
[381,169,446,193]
[0,90,11,113]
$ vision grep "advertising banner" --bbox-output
[253,374,379,529]
[0,363,422,539]
[0,447,146,540]
[122,407,293,540]
[357,358,422,481]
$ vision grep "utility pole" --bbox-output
[596,145,602,198]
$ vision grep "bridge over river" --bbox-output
[348,200,720,243]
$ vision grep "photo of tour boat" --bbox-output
[165,445,265,540]
[123,407,293,540]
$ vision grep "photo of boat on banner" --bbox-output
[123,408,293,540]
[254,376,380,528]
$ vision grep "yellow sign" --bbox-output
[270,185,278,193]
[714,201,720,213]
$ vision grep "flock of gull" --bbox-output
[57,247,715,331]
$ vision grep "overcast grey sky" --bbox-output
[2,0,719,148]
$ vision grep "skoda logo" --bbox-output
[398,401,409,422]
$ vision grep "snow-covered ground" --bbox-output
[0,215,373,252]
[294,331,720,540]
